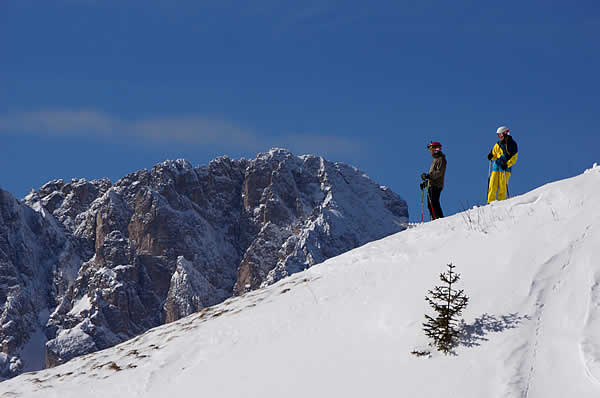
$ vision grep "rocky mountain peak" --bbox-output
[0,149,408,380]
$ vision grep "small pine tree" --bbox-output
[423,263,469,354]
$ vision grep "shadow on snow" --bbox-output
[457,312,530,348]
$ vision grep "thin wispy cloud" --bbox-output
[0,110,362,157]
[0,110,117,136]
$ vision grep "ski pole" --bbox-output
[487,160,492,203]
[420,185,425,223]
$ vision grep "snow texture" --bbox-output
[1,164,600,397]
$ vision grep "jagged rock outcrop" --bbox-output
[0,189,84,379]
[0,148,408,378]
[163,256,229,323]
[232,152,408,293]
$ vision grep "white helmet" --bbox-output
[496,126,510,136]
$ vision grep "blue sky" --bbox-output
[2,1,599,221]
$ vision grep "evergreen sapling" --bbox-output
[422,263,469,354]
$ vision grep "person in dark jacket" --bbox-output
[420,141,447,220]
[487,126,518,203]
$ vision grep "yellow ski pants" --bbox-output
[487,170,510,203]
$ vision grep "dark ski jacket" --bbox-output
[428,152,447,189]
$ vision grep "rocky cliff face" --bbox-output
[0,189,85,378]
[0,148,408,379]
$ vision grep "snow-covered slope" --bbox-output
[2,165,600,397]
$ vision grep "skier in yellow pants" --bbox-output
[487,126,518,203]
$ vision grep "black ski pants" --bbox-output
[427,186,444,220]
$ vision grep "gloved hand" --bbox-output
[420,181,428,190]
[420,173,429,181]
[487,152,493,161]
